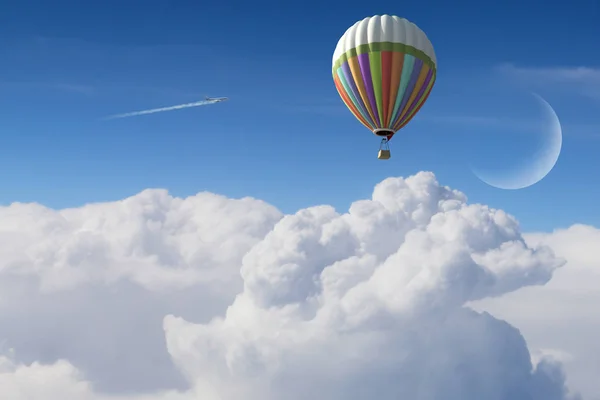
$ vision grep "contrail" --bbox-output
[103,100,217,120]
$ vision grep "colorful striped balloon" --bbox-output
[332,15,437,140]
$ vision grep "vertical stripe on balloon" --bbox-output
[386,52,404,127]
[336,69,374,130]
[391,57,423,128]
[369,51,384,128]
[340,63,374,126]
[398,67,434,126]
[396,62,430,124]
[395,72,435,131]
[357,53,380,127]
[334,74,373,130]
[348,57,378,127]
[390,55,415,128]
[380,51,392,127]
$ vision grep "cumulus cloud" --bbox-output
[0,189,281,292]
[472,224,600,400]
[0,172,588,399]
[0,190,282,394]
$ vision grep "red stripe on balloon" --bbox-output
[381,51,392,127]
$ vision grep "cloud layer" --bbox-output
[496,63,600,100]
[472,224,600,400]
[0,172,589,399]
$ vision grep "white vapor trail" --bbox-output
[103,100,217,120]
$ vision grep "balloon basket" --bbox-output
[378,150,391,159]
[378,138,391,160]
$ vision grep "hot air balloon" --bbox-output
[332,15,437,159]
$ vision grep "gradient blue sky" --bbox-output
[0,0,598,232]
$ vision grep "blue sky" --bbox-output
[0,0,598,232]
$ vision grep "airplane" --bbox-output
[205,96,229,102]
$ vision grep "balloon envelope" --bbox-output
[332,15,437,139]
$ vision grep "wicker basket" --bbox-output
[378,149,391,160]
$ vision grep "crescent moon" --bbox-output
[471,93,562,190]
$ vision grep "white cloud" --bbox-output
[471,224,600,400]
[0,190,282,394]
[0,189,282,292]
[0,172,592,399]
[496,63,600,100]
[416,113,541,134]
[417,112,600,139]
[497,64,600,84]
[0,355,191,400]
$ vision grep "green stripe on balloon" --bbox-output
[332,42,435,74]
[368,52,384,127]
